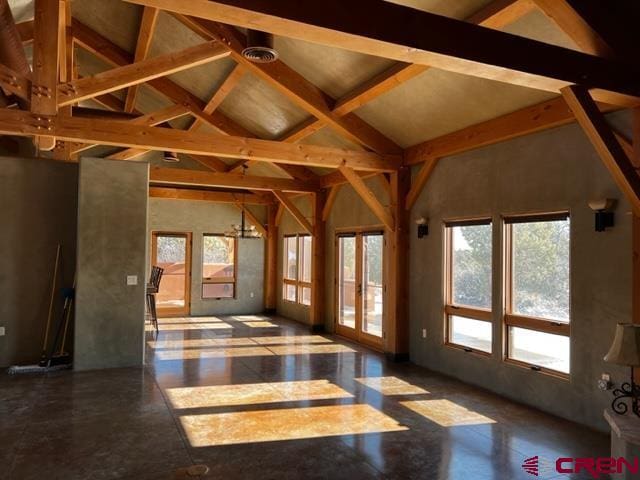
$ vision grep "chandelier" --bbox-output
[225,206,262,239]
[225,166,263,239]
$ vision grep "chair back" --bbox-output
[150,266,164,290]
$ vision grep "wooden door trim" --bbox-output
[151,231,192,317]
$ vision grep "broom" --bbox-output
[7,245,72,374]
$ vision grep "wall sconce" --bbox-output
[416,217,428,238]
[588,199,616,232]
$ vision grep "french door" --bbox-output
[151,232,192,317]
[336,231,385,348]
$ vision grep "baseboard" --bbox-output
[386,352,410,363]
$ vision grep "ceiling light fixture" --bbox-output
[225,166,262,239]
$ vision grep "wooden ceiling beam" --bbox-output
[174,15,401,155]
[16,20,34,44]
[127,0,640,107]
[125,6,160,112]
[272,0,551,145]
[531,0,615,58]
[405,157,439,210]
[71,103,190,155]
[338,165,395,230]
[150,167,316,193]
[58,41,229,106]
[405,96,620,165]
[71,19,319,180]
[272,190,313,233]
[72,19,249,138]
[149,186,271,204]
[322,184,341,221]
[31,0,60,152]
[0,63,30,103]
[561,85,640,215]
[0,108,394,171]
[467,0,536,28]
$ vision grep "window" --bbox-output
[202,234,236,299]
[504,213,570,375]
[283,234,312,306]
[444,219,492,354]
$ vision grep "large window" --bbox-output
[504,213,570,375]
[202,234,236,299]
[283,234,312,306]
[444,219,493,354]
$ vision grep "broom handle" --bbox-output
[59,275,76,354]
[43,245,61,352]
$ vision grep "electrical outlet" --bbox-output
[422,329,427,339]
[126,275,138,286]
[250,292,254,298]
[598,373,613,391]
[0,326,5,336]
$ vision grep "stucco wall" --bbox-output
[0,156,78,368]
[74,158,148,371]
[407,114,632,431]
[148,198,265,316]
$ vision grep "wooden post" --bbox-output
[264,203,278,313]
[385,166,411,360]
[31,0,60,152]
[310,190,326,331]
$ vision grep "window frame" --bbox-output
[443,218,493,356]
[283,233,312,306]
[502,212,571,378]
[201,233,238,300]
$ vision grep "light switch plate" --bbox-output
[126,275,138,286]
[0,326,5,336]
[422,329,427,338]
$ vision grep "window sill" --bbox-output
[444,342,492,358]
[504,358,570,381]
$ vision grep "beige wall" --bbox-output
[0,156,78,368]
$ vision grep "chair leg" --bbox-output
[150,294,158,333]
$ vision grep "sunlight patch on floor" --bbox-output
[157,317,225,325]
[155,346,274,360]
[155,322,233,331]
[400,399,496,427]
[267,344,356,355]
[251,335,333,345]
[166,380,353,409]
[243,321,280,328]
[148,338,257,349]
[355,376,430,396]
[180,404,407,447]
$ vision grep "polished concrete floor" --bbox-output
[2,315,610,479]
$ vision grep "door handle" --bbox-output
[357,283,362,296]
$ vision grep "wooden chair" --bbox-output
[146,266,164,333]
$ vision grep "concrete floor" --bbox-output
[2,315,610,479]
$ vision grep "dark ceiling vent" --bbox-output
[163,151,179,163]
[241,30,278,63]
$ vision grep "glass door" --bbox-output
[362,233,384,339]
[336,231,384,348]
[337,235,357,331]
[152,232,192,317]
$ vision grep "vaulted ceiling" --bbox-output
[4,0,592,176]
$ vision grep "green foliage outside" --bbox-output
[452,220,570,321]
